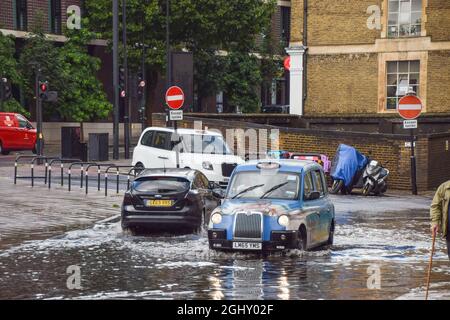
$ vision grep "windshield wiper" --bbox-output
[260,182,289,199]
[231,184,265,199]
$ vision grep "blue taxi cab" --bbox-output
[208,160,335,252]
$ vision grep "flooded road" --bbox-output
[1,194,449,300]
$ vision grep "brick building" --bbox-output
[287,0,450,122]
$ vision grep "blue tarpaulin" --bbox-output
[331,144,368,187]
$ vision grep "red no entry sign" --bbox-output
[398,95,423,120]
[165,86,185,110]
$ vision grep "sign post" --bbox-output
[398,92,423,195]
[165,86,185,168]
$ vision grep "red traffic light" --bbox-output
[40,83,47,92]
[139,80,146,88]
[120,90,126,98]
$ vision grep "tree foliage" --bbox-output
[57,27,112,122]
[85,0,277,113]
[0,33,28,116]
[17,26,111,122]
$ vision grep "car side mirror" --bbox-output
[304,191,321,201]
[211,187,225,199]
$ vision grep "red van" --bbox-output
[0,112,37,155]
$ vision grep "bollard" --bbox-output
[60,163,64,186]
[80,165,84,188]
[48,165,52,189]
[116,169,120,194]
[98,168,101,191]
[31,163,34,187]
[14,161,17,185]
[85,170,89,195]
[68,168,72,191]
[105,173,108,197]
[44,162,48,185]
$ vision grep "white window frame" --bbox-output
[386,60,420,110]
[387,0,423,38]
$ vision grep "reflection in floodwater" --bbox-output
[0,209,449,300]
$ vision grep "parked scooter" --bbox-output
[330,144,368,195]
[361,160,390,196]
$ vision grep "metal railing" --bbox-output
[84,163,115,194]
[47,158,81,189]
[104,165,141,196]
[13,156,142,197]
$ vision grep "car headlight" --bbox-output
[211,213,223,224]
[278,215,289,227]
[202,161,214,170]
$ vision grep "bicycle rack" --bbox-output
[13,156,142,198]
[67,162,98,192]
[84,163,115,195]
[18,156,61,187]
[104,165,139,196]
[47,158,81,189]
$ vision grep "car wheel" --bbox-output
[330,180,343,194]
[0,142,9,155]
[298,225,307,251]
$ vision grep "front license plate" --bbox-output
[232,242,262,250]
[146,199,173,207]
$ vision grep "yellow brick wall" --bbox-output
[304,53,379,115]
[427,51,450,113]
[291,0,382,46]
[427,0,450,42]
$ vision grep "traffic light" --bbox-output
[4,80,11,100]
[1,77,12,101]
[137,73,145,98]
[119,66,126,98]
[38,81,49,100]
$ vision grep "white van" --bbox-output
[132,127,244,186]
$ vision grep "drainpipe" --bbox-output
[303,0,308,108]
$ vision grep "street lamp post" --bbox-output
[112,0,120,160]
[122,0,130,160]
[166,0,172,128]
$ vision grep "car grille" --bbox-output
[233,212,263,239]
[221,163,237,177]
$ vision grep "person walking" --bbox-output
[430,180,450,260]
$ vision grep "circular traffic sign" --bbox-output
[283,56,290,71]
[165,86,185,110]
[398,94,423,120]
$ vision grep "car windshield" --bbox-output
[132,177,190,194]
[227,172,300,200]
[179,134,231,154]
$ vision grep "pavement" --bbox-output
[0,151,133,250]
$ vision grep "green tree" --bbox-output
[84,0,277,113]
[18,25,111,139]
[18,30,64,119]
[57,26,112,141]
[0,33,28,115]
[221,51,262,113]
